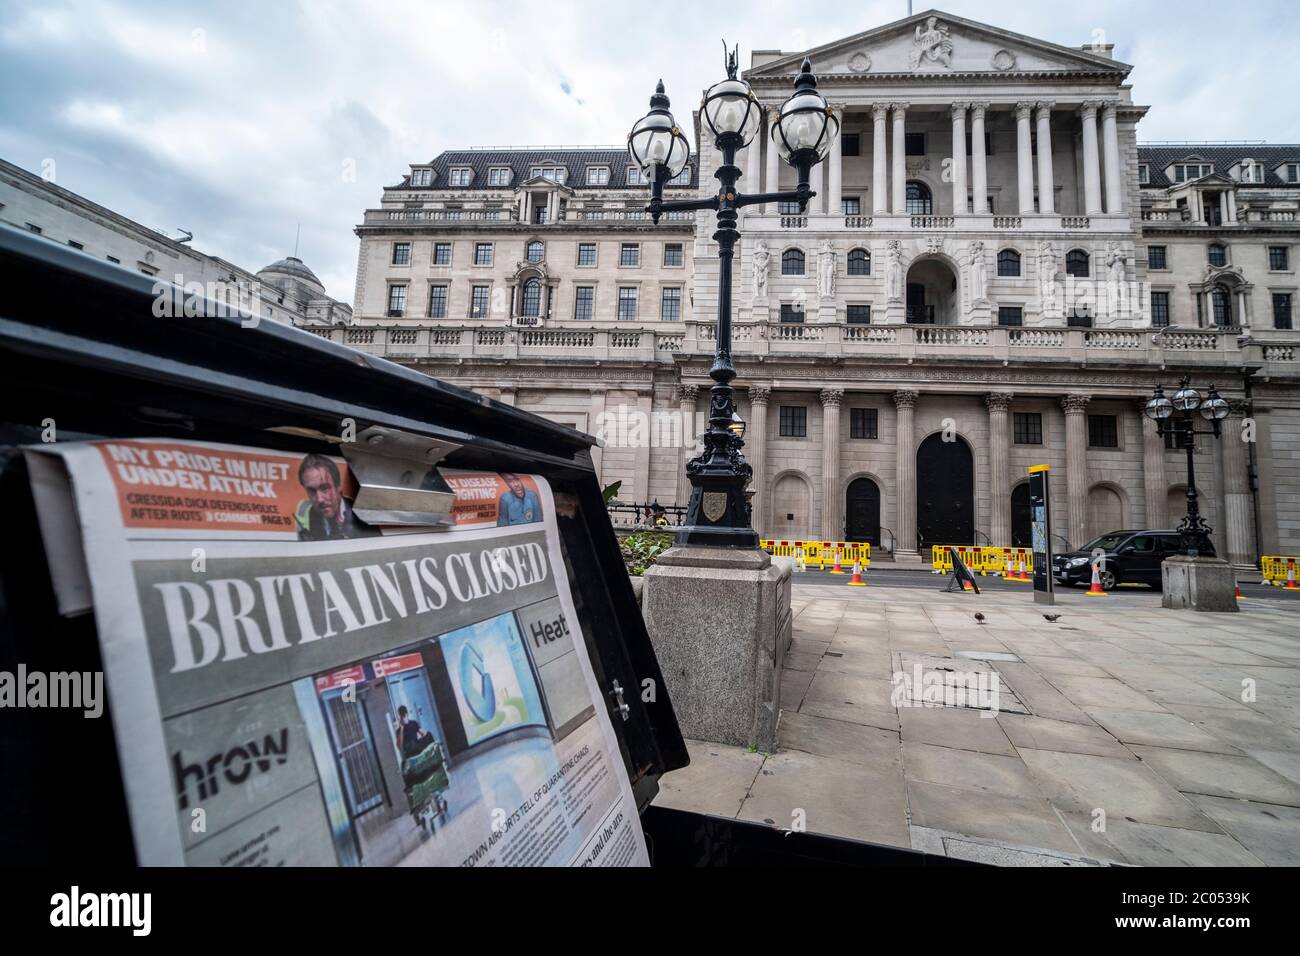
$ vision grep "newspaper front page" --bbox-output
[26,438,648,867]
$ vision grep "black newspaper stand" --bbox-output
[0,227,956,867]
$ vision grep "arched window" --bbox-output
[997,249,1021,277]
[1065,249,1090,278]
[1207,243,1227,268]
[526,240,544,263]
[782,248,805,275]
[521,277,543,316]
[905,181,932,215]
[847,248,871,276]
[1210,284,1233,326]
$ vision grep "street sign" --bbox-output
[1028,464,1054,606]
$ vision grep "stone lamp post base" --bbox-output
[1161,555,1239,613]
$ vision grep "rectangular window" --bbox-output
[577,242,597,266]
[387,285,407,317]
[427,285,448,318]
[905,132,925,156]
[1269,246,1290,271]
[1138,164,1149,184]
[574,286,594,321]
[777,200,800,215]
[1147,245,1167,270]
[1274,292,1294,330]
[585,166,610,185]
[842,197,861,215]
[997,306,1024,326]
[410,168,433,186]
[779,303,804,323]
[474,242,493,266]
[469,285,491,318]
[1013,412,1042,445]
[620,243,640,266]
[660,287,681,322]
[1151,291,1170,328]
[532,205,547,225]
[391,242,411,265]
[1088,414,1119,449]
[626,166,647,186]
[1286,163,1300,183]
[667,166,692,186]
[433,242,451,266]
[842,133,861,157]
[530,166,564,183]
[448,168,472,187]
[663,243,683,267]
[850,407,878,440]
[487,168,511,186]
[779,406,807,438]
[846,304,871,324]
[1067,311,1093,328]
[106,255,120,264]
[617,287,638,321]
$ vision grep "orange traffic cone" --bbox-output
[1004,555,1014,578]
[847,560,867,586]
[829,547,845,574]
[1286,561,1300,590]
[1234,580,1244,601]
[1086,561,1107,596]
[1014,557,1027,581]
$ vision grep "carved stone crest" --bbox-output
[848,52,871,73]
[702,492,728,523]
[990,49,1016,71]
[909,16,953,69]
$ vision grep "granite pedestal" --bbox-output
[641,546,792,752]
[1161,555,1239,612]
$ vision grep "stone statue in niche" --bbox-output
[910,17,953,69]
[886,240,904,301]
[818,240,836,298]
[968,240,988,303]
[753,239,769,299]
[1039,242,1059,315]
[1106,242,1127,287]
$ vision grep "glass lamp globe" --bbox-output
[1171,383,1201,412]
[702,76,761,146]
[627,81,691,181]
[772,58,838,165]
[729,411,746,438]
[1200,387,1229,421]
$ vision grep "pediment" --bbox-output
[746,9,1131,79]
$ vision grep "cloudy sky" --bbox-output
[2,0,1297,302]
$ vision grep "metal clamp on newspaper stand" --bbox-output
[340,425,461,528]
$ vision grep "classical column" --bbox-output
[1226,189,1237,223]
[970,102,989,214]
[950,102,969,216]
[1102,102,1122,214]
[1061,394,1091,548]
[1141,407,1169,529]
[747,386,771,535]
[820,389,844,540]
[1016,101,1035,215]
[765,108,781,213]
[986,393,1013,547]
[894,389,919,558]
[891,103,908,214]
[872,104,889,214]
[1080,101,1103,216]
[1035,102,1056,215]
[745,125,762,198]
[1221,401,1256,569]
[633,389,653,502]
[589,387,607,481]
[827,107,843,217]
[675,384,698,506]
[811,159,826,215]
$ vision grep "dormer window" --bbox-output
[530,166,566,183]
[667,166,692,187]
[1239,160,1265,183]
[586,166,610,186]
[487,167,512,187]
[1138,164,1149,185]
[448,167,473,187]
[627,165,647,187]
[1280,162,1300,184]
[1172,162,1213,183]
[410,168,433,187]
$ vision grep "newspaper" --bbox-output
[25,438,648,867]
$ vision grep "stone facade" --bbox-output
[344,10,1300,567]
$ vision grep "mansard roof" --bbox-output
[745,8,1132,81]
[1138,145,1300,187]
[387,148,698,192]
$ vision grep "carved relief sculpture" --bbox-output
[1039,242,1059,316]
[968,240,988,304]
[886,240,904,301]
[909,17,953,69]
[818,240,836,298]
[753,239,769,299]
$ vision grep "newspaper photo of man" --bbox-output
[496,472,543,527]
[294,453,378,541]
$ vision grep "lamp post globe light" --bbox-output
[1143,376,1230,558]
[628,47,837,547]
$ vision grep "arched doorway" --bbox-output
[916,433,974,548]
[845,477,880,544]
[1011,482,1031,547]
[1087,484,1126,540]
[905,257,960,325]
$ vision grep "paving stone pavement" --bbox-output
[652,581,1300,866]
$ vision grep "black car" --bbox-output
[1052,530,1215,590]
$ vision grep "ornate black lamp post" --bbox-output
[1143,376,1230,557]
[628,49,838,547]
